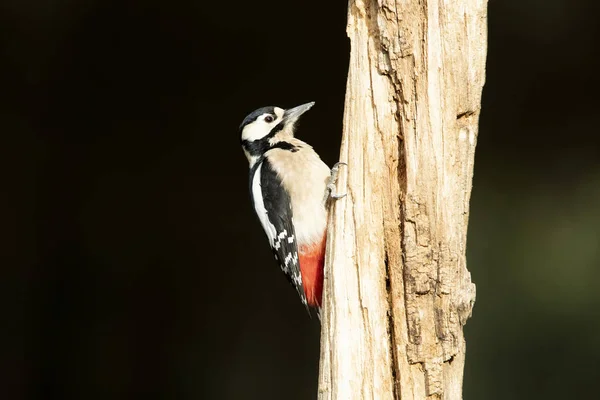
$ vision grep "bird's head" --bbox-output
[239,102,314,162]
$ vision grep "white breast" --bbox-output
[266,141,331,247]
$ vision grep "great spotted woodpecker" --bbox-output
[240,102,345,313]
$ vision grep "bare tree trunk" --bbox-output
[318,0,487,399]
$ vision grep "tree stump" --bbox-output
[318,0,487,398]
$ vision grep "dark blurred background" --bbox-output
[1,0,598,399]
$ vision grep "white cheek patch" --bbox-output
[241,121,270,142]
[241,112,283,142]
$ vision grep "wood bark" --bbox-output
[318,0,486,399]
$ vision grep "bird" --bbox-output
[239,102,345,314]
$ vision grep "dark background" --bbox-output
[1,0,599,399]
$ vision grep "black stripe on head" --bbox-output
[241,138,269,156]
[239,106,276,131]
[242,139,299,157]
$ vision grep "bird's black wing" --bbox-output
[249,158,307,308]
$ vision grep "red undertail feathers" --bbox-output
[298,235,326,308]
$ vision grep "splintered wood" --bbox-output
[318,0,487,399]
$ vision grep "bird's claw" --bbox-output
[324,162,348,202]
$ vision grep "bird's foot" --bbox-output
[324,162,347,202]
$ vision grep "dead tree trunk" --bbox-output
[318,0,487,399]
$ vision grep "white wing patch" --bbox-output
[251,163,277,243]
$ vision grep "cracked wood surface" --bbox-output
[318,0,486,399]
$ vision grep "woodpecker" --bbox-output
[239,102,345,313]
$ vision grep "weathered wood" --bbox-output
[318,0,486,399]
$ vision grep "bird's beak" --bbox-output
[283,102,315,125]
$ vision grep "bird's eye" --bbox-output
[264,115,274,123]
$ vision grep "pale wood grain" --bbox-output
[318,0,487,398]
